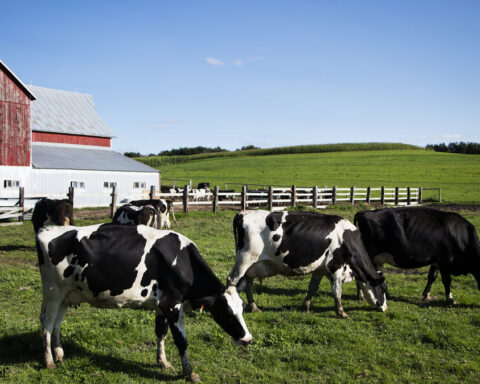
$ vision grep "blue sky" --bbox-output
[1,1,479,154]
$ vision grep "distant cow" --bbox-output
[197,182,210,191]
[130,199,177,229]
[227,210,387,318]
[354,207,480,304]
[36,224,252,382]
[113,204,158,228]
[32,199,74,233]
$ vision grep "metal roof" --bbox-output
[0,59,37,100]
[32,143,158,173]
[29,85,115,138]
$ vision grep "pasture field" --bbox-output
[152,149,480,203]
[1,206,480,383]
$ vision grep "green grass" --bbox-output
[1,208,480,383]
[153,149,480,203]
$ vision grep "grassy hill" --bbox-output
[138,147,480,203]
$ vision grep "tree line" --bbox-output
[426,142,480,154]
[124,145,260,158]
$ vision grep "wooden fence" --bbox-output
[143,185,425,213]
[0,187,24,226]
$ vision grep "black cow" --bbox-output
[197,182,210,190]
[32,198,74,233]
[113,204,158,228]
[354,207,480,304]
[227,210,387,318]
[36,224,252,382]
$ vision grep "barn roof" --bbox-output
[0,60,37,100]
[29,85,115,138]
[32,143,158,173]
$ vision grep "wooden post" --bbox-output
[395,187,399,206]
[418,187,423,204]
[332,186,337,205]
[366,187,371,204]
[183,185,189,213]
[291,185,297,207]
[110,185,117,218]
[268,186,273,211]
[407,187,411,205]
[350,186,355,206]
[68,186,74,205]
[438,188,442,203]
[149,185,155,200]
[380,186,385,205]
[313,186,318,209]
[241,185,247,211]
[18,187,24,222]
[213,186,219,213]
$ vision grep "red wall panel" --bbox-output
[32,132,111,147]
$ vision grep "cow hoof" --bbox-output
[249,303,262,313]
[336,311,348,319]
[159,361,174,371]
[446,298,457,306]
[302,301,311,313]
[422,293,432,301]
[46,361,56,370]
[186,372,201,382]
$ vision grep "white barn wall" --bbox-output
[1,166,159,208]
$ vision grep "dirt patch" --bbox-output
[74,208,111,220]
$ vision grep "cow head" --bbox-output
[358,276,388,312]
[193,286,252,346]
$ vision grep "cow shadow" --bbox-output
[0,332,181,381]
[252,285,307,296]
[387,295,480,309]
[0,244,36,253]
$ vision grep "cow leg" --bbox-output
[422,265,439,301]
[52,302,67,363]
[356,281,365,301]
[303,272,323,312]
[439,269,456,305]
[167,304,200,382]
[330,274,348,318]
[155,308,173,370]
[244,262,278,313]
[40,298,62,369]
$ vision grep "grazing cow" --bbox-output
[32,199,74,233]
[197,182,210,191]
[227,210,387,318]
[354,207,480,304]
[113,204,158,228]
[36,224,252,382]
[218,189,236,201]
[130,199,177,229]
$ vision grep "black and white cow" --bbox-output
[32,198,74,233]
[354,207,480,304]
[130,199,177,229]
[113,204,158,228]
[36,224,252,382]
[227,210,387,318]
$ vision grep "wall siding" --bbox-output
[0,70,31,166]
[32,132,111,147]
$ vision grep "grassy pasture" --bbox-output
[153,149,480,203]
[1,207,480,383]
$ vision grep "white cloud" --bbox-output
[206,57,224,66]
[233,59,245,67]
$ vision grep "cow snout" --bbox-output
[237,334,252,346]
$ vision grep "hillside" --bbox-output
[138,148,480,203]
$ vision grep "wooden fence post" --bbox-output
[418,187,423,204]
[110,185,117,218]
[149,185,155,200]
[438,188,442,203]
[380,186,385,205]
[268,186,273,211]
[241,185,247,210]
[350,186,355,206]
[18,187,24,222]
[212,186,219,213]
[183,185,189,213]
[68,186,74,205]
[366,187,371,204]
[407,187,411,205]
[332,186,337,205]
[313,186,318,209]
[395,187,399,206]
[291,185,297,207]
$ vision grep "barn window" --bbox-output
[3,180,20,188]
[133,181,146,190]
[71,181,85,189]
[104,182,117,189]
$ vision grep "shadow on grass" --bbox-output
[0,331,181,381]
[0,244,36,253]
[387,294,480,309]
[252,285,308,296]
